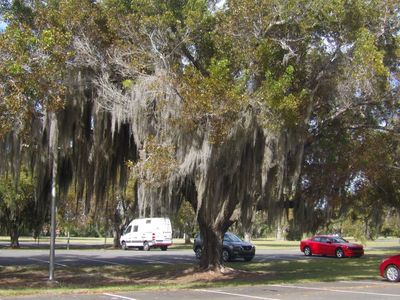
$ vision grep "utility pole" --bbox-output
[48,112,58,282]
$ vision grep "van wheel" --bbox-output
[121,241,127,250]
[143,242,150,251]
[161,246,168,251]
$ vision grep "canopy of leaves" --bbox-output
[0,0,399,269]
[0,170,37,245]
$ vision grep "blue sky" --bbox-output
[0,21,6,32]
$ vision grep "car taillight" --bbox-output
[152,233,155,240]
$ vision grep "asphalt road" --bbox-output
[0,248,305,267]
[1,239,398,268]
[1,280,400,300]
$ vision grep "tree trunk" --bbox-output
[112,209,122,248]
[10,226,20,248]
[184,233,191,244]
[240,195,256,243]
[276,220,283,240]
[198,225,224,271]
[244,231,252,243]
[112,227,121,248]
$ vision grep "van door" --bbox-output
[131,224,140,247]
[162,219,172,242]
[154,218,172,250]
[121,225,132,249]
[143,219,153,246]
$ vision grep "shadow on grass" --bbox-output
[233,252,400,285]
[1,252,394,296]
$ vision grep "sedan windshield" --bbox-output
[332,237,349,243]
[224,233,243,242]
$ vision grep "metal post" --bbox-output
[49,166,56,281]
[49,113,58,281]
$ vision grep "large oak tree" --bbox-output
[0,0,398,272]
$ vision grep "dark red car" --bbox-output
[300,235,364,258]
[379,254,400,282]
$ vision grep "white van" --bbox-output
[120,217,172,251]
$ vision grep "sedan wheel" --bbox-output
[385,265,400,282]
[335,248,344,258]
[222,249,230,262]
[195,247,202,259]
[304,246,312,256]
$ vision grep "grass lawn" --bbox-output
[1,236,399,296]
[0,249,398,297]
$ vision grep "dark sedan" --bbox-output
[193,232,255,262]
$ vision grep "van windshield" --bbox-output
[124,225,131,235]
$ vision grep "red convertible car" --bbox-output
[380,254,400,282]
[300,235,364,258]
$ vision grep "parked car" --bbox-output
[120,217,172,251]
[193,232,255,262]
[380,254,400,282]
[300,235,364,258]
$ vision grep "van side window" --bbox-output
[124,225,132,235]
[133,225,138,232]
[146,220,151,224]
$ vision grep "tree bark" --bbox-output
[10,226,20,248]
[112,227,121,248]
[112,209,122,248]
[244,231,252,243]
[240,197,256,243]
[198,225,224,271]
[276,220,284,240]
[184,233,191,244]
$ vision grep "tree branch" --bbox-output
[180,45,209,77]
